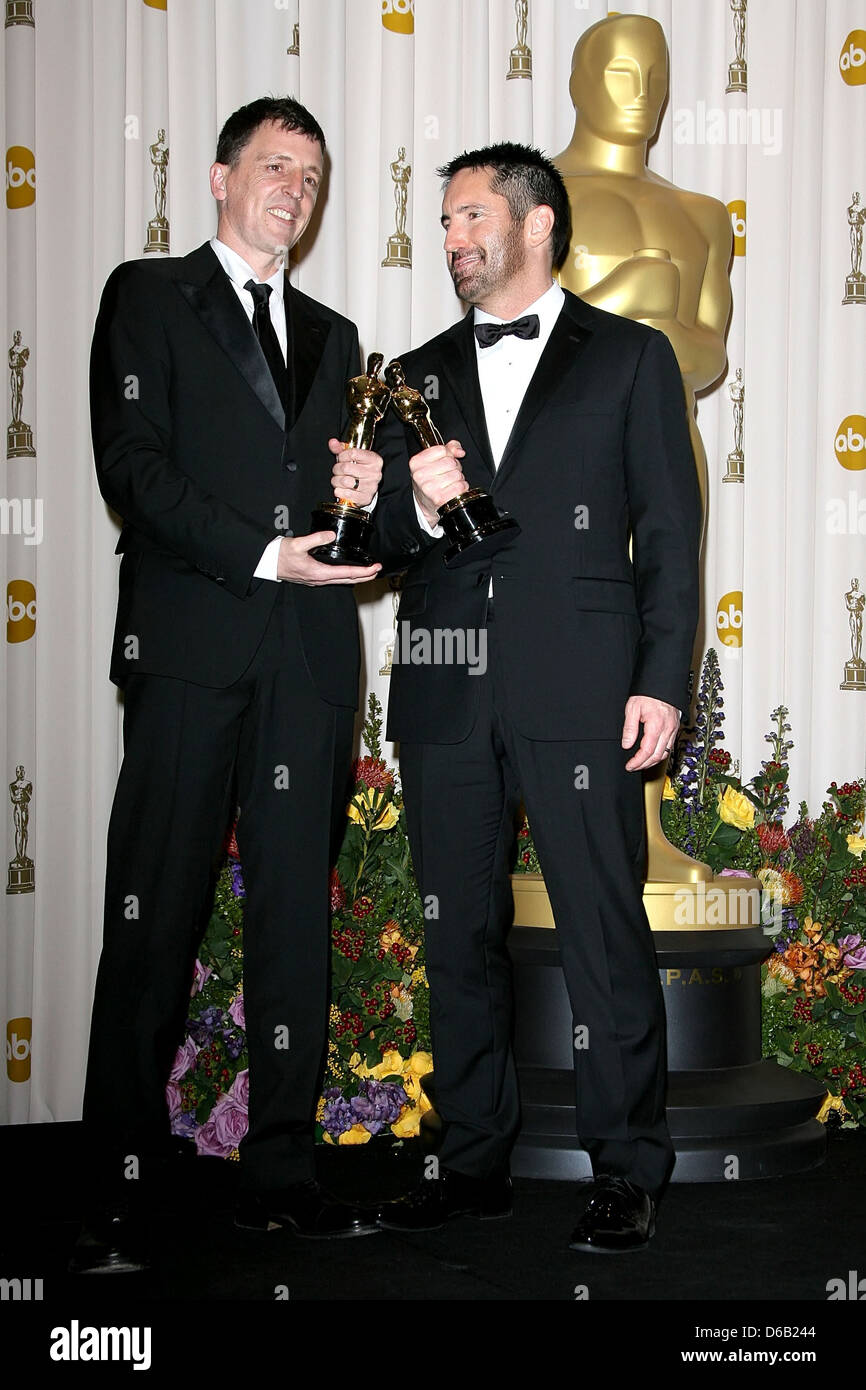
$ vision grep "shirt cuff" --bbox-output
[414,495,444,538]
[254,535,282,581]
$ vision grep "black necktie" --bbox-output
[245,279,288,412]
[474,314,540,349]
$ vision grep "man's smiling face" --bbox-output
[440,166,526,310]
[210,120,323,273]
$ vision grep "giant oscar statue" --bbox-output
[509,14,824,1183]
[555,12,732,893]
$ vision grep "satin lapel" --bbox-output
[493,300,593,489]
[437,313,495,480]
[176,250,285,431]
[286,280,330,430]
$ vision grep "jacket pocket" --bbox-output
[570,576,638,616]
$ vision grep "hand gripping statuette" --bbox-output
[310,352,390,565]
[385,359,520,568]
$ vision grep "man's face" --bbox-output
[210,120,323,266]
[440,167,526,308]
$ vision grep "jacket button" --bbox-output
[285,461,297,472]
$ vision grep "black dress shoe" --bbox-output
[377,1167,512,1232]
[68,1200,150,1275]
[234,1179,379,1239]
[568,1175,655,1254]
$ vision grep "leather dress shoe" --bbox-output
[69,1199,150,1275]
[568,1175,655,1254]
[234,1179,379,1239]
[377,1166,512,1232]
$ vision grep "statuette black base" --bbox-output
[439,489,520,569]
[309,502,374,566]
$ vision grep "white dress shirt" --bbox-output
[414,281,565,539]
[210,238,286,581]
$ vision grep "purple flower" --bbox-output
[228,992,245,1030]
[840,935,866,971]
[191,958,213,996]
[170,1035,198,1081]
[719,868,753,878]
[170,1109,197,1141]
[187,1005,223,1045]
[229,1068,249,1109]
[195,1093,248,1157]
[221,1028,245,1061]
[165,1079,183,1120]
[321,1094,354,1138]
[788,820,817,863]
[350,1079,408,1133]
[229,861,245,899]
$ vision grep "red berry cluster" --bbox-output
[709,748,732,769]
[391,942,414,967]
[832,1062,866,1097]
[331,925,365,962]
[359,981,396,1021]
[518,825,530,839]
[804,1042,824,1068]
[522,851,531,865]
[842,866,866,889]
[838,980,866,1005]
[831,781,862,795]
[335,1009,364,1039]
[793,997,813,1024]
[353,895,374,919]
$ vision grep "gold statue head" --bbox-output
[569,14,668,146]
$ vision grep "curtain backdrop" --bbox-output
[2,0,864,1123]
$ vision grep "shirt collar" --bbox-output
[473,280,564,334]
[210,237,285,302]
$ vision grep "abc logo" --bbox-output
[840,31,866,84]
[382,0,414,34]
[835,415,866,470]
[727,200,746,257]
[6,1017,32,1083]
[143,0,167,7]
[716,591,743,647]
[7,580,36,643]
[5,145,36,209]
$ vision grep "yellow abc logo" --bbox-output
[6,146,36,209]
[143,0,167,8]
[726,200,746,256]
[7,580,36,642]
[835,415,866,470]
[716,591,743,647]
[840,31,866,84]
[382,0,414,34]
[6,1017,32,1083]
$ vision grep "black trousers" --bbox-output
[83,586,354,1194]
[398,617,674,1198]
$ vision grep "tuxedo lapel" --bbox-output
[286,281,330,430]
[493,293,593,488]
[437,313,495,480]
[176,243,285,432]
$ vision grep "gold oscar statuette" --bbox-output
[507,0,532,80]
[726,0,747,93]
[385,359,520,568]
[7,765,34,895]
[843,192,865,306]
[8,330,35,458]
[143,128,170,255]
[724,368,745,482]
[840,578,866,691]
[309,353,390,566]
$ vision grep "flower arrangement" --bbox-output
[167,695,433,1155]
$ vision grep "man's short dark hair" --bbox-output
[436,142,572,271]
[216,96,326,167]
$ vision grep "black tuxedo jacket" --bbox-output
[91,242,361,704]
[372,291,702,743]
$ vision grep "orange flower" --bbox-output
[766,954,795,987]
[782,942,819,979]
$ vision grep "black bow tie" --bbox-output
[474,314,540,348]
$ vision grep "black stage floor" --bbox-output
[0,1121,862,1364]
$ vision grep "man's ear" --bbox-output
[209,161,228,203]
[526,202,555,253]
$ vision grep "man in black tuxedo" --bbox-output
[373,143,701,1251]
[75,98,383,1272]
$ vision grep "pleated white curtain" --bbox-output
[1,0,864,1124]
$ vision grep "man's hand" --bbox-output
[621,694,679,771]
[328,438,383,507]
[276,532,381,586]
[409,440,467,528]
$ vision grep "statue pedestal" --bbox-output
[143,218,169,255]
[843,272,865,305]
[840,658,866,691]
[505,875,826,1182]
[7,858,34,893]
[382,233,411,269]
[7,422,35,458]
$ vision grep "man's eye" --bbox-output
[267,163,282,172]
[305,177,318,190]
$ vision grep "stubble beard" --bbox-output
[450,221,526,307]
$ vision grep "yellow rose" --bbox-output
[391,1106,421,1140]
[372,800,399,832]
[367,1048,405,1081]
[338,1123,372,1145]
[717,785,755,830]
[406,1051,433,1077]
[816,1092,848,1124]
[662,776,676,801]
[846,834,866,858]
